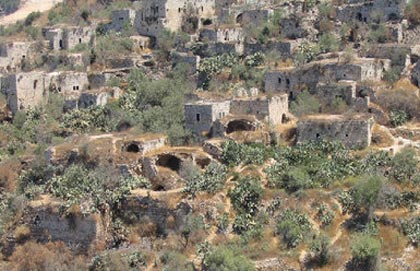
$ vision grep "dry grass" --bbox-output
[380,225,408,258]
[371,124,394,148]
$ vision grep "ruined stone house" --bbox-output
[0,72,49,113]
[336,0,407,24]
[1,71,89,113]
[0,42,37,73]
[265,57,391,98]
[111,9,136,32]
[44,26,96,51]
[199,25,244,44]
[134,0,216,38]
[296,114,374,149]
[184,94,288,137]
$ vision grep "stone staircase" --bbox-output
[402,25,420,44]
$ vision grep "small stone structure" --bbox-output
[199,25,244,44]
[296,114,374,149]
[171,51,200,73]
[44,25,96,51]
[134,0,216,38]
[0,42,37,73]
[236,9,273,26]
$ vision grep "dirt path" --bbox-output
[0,0,63,25]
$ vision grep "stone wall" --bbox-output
[296,115,374,149]
[236,9,273,26]
[111,9,136,32]
[243,40,297,57]
[48,71,89,96]
[230,95,288,125]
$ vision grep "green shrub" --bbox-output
[310,234,331,266]
[318,33,339,53]
[183,162,227,197]
[290,90,321,116]
[24,11,41,26]
[229,176,263,216]
[350,234,381,271]
[276,209,312,248]
[0,0,21,14]
[401,217,420,245]
[204,246,255,271]
[389,109,409,127]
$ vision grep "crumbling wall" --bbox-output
[111,9,136,32]
[230,95,288,125]
[296,115,374,149]
[0,42,36,73]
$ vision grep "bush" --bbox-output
[389,109,409,127]
[204,246,255,271]
[229,176,263,216]
[183,162,227,197]
[310,234,331,266]
[351,175,383,220]
[276,209,312,248]
[390,147,419,183]
[290,90,321,116]
[318,33,339,53]
[24,11,41,26]
[350,234,381,271]
[0,0,21,14]
[406,0,420,25]
[401,217,420,245]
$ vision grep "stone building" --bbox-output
[296,114,374,149]
[171,51,200,73]
[184,100,231,137]
[229,94,288,125]
[0,42,37,73]
[44,26,95,51]
[264,58,391,97]
[111,9,136,32]
[48,71,89,95]
[236,9,273,26]
[184,94,289,137]
[1,72,49,113]
[199,26,244,44]
[134,0,216,38]
[336,0,407,24]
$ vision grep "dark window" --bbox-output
[286,78,290,86]
[59,40,63,49]
[33,80,38,89]
[119,17,124,21]
[278,77,282,84]
[196,113,201,122]
[79,38,82,43]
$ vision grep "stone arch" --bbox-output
[281,114,287,124]
[236,13,243,24]
[226,119,256,134]
[126,142,141,153]
[156,154,182,172]
[388,13,398,21]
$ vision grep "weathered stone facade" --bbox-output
[44,26,95,51]
[0,42,37,73]
[134,0,216,38]
[1,72,49,113]
[184,100,231,136]
[296,115,374,149]
[111,9,136,32]
[230,94,288,125]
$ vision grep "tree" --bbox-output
[310,234,331,266]
[351,175,383,221]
